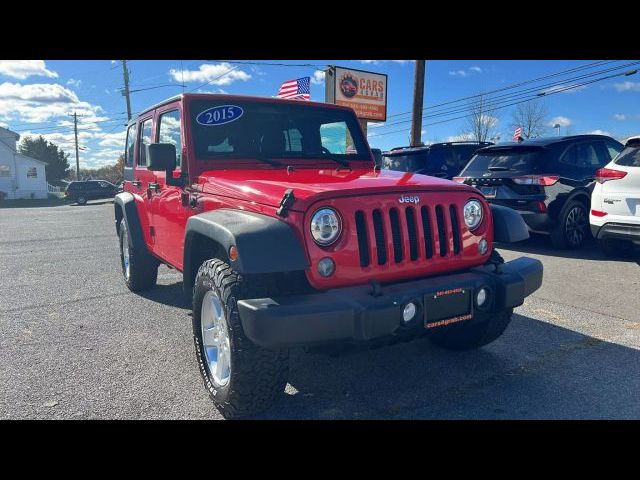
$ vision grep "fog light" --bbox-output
[479,238,489,255]
[402,302,417,323]
[476,288,489,308]
[317,257,335,277]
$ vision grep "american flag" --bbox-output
[276,77,311,100]
[513,127,523,141]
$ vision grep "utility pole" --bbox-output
[121,60,132,121]
[73,112,80,180]
[410,60,426,147]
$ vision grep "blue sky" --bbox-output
[0,59,638,169]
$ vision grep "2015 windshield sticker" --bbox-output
[196,105,243,126]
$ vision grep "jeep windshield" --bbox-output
[461,147,545,176]
[189,99,371,163]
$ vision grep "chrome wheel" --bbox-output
[122,237,130,279]
[564,205,587,247]
[201,290,231,387]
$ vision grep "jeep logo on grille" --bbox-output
[399,195,420,204]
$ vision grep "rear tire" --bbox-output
[428,309,513,351]
[76,195,87,205]
[118,221,158,291]
[550,200,589,249]
[192,259,289,419]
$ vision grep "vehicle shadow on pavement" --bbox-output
[136,282,191,311]
[497,235,639,262]
[70,200,115,207]
[254,313,640,419]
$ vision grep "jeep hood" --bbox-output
[197,167,476,211]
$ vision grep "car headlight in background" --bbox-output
[463,199,483,230]
[310,208,342,246]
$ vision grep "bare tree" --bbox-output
[465,95,499,142]
[511,100,548,139]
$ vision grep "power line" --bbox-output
[367,67,639,140]
[385,60,623,121]
[368,61,640,133]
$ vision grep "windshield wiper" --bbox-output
[253,153,284,167]
[488,166,513,171]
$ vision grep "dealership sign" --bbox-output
[325,66,388,122]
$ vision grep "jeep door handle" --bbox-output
[131,180,142,188]
[149,182,161,192]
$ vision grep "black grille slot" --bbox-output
[372,209,387,265]
[435,205,448,257]
[405,207,418,261]
[355,211,370,267]
[449,205,461,255]
[420,206,433,259]
[389,208,403,263]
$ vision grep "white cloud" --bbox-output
[449,66,482,77]
[549,116,572,127]
[540,84,587,95]
[368,122,386,128]
[614,113,626,121]
[613,81,640,92]
[311,70,325,85]
[0,60,58,80]
[588,129,611,136]
[0,82,101,124]
[66,78,82,88]
[169,62,251,86]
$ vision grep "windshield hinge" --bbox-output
[276,189,295,217]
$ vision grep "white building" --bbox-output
[0,127,48,200]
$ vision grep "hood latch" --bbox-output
[276,189,295,217]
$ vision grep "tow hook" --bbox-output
[487,249,505,274]
[276,189,295,217]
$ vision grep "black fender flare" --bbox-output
[113,192,146,251]
[183,209,310,289]
[490,204,530,243]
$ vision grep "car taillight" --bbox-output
[591,210,608,217]
[595,168,627,183]
[452,177,467,183]
[512,175,560,186]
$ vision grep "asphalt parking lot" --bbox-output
[1,201,640,419]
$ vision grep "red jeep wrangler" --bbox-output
[114,94,543,418]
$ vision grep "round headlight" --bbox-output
[463,199,483,231]
[310,208,342,246]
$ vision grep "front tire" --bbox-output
[428,309,513,351]
[76,195,87,205]
[118,221,158,291]
[550,200,589,249]
[192,259,289,419]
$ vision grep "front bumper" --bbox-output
[591,222,640,242]
[238,257,543,348]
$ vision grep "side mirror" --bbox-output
[147,143,176,172]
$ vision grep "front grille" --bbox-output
[355,203,462,268]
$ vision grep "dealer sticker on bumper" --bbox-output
[424,287,473,329]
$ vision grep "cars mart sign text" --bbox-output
[327,66,388,122]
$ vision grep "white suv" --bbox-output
[590,136,640,256]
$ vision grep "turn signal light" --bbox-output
[512,175,560,186]
[595,168,627,183]
[452,177,468,184]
